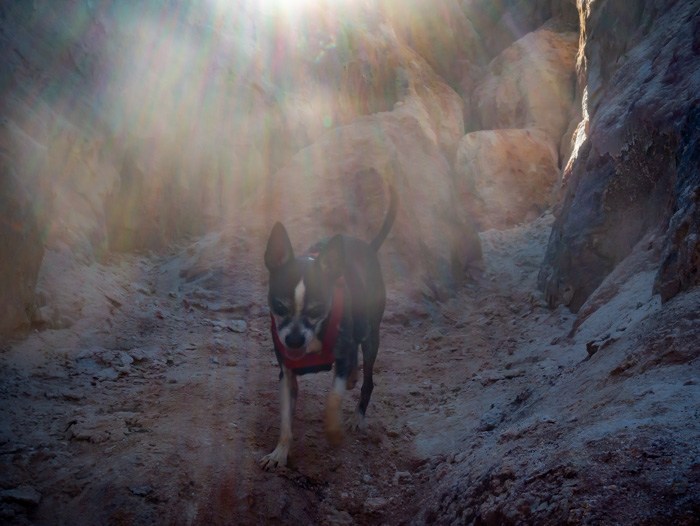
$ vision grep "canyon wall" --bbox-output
[2,0,698,335]
[539,0,700,312]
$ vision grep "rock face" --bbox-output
[539,0,700,311]
[473,23,579,147]
[454,128,559,230]
[462,0,579,59]
[380,0,484,87]
[0,159,45,336]
[653,106,700,302]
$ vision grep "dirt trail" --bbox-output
[2,215,698,525]
[1,233,436,524]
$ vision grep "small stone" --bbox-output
[119,352,134,367]
[503,369,525,380]
[128,349,148,363]
[35,305,55,325]
[365,496,387,512]
[393,471,412,486]
[129,485,153,497]
[94,368,119,381]
[230,320,247,333]
[670,479,688,495]
[0,504,16,519]
[585,340,600,356]
[77,348,96,360]
[478,407,505,432]
[324,507,354,525]
[424,327,444,341]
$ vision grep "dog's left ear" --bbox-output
[317,234,345,280]
[265,222,295,271]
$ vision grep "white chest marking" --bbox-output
[294,279,306,315]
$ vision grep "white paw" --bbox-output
[348,411,367,432]
[260,444,289,471]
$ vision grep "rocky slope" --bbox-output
[1,0,699,524]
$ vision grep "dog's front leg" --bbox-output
[261,367,297,470]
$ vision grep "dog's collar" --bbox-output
[270,278,344,372]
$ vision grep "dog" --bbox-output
[260,183,397,470]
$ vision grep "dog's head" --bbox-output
[265,222,344,350]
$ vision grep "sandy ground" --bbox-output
[1,215,699,525]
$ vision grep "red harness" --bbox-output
[270,280,344,372]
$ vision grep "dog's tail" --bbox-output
[370,182,398,252]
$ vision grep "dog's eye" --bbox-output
[272,300,289,316]
[305,304,326,319]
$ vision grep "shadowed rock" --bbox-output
[539,0,700,311]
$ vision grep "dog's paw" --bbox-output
[325,422,344,446]
[346,367,359,390]
[348,411,367,432]
[260,445,289,471]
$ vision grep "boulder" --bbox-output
[250,100,482,300]
[540,0,700,311]
[473,23,579,148]
[454,128,559,230]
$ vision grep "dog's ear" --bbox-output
[265,222,295,271]
[317,234,345,280]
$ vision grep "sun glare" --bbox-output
[208,0,328,19]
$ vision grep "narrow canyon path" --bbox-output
[0,216,610,524]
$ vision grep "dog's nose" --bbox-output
[285,331,305,349]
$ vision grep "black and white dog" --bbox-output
[260,184,397,470]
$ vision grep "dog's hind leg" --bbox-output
[260,367,297,470]
[351,325,379,431]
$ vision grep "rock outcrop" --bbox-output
[380,0,485,88]
[540,0,700,311]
